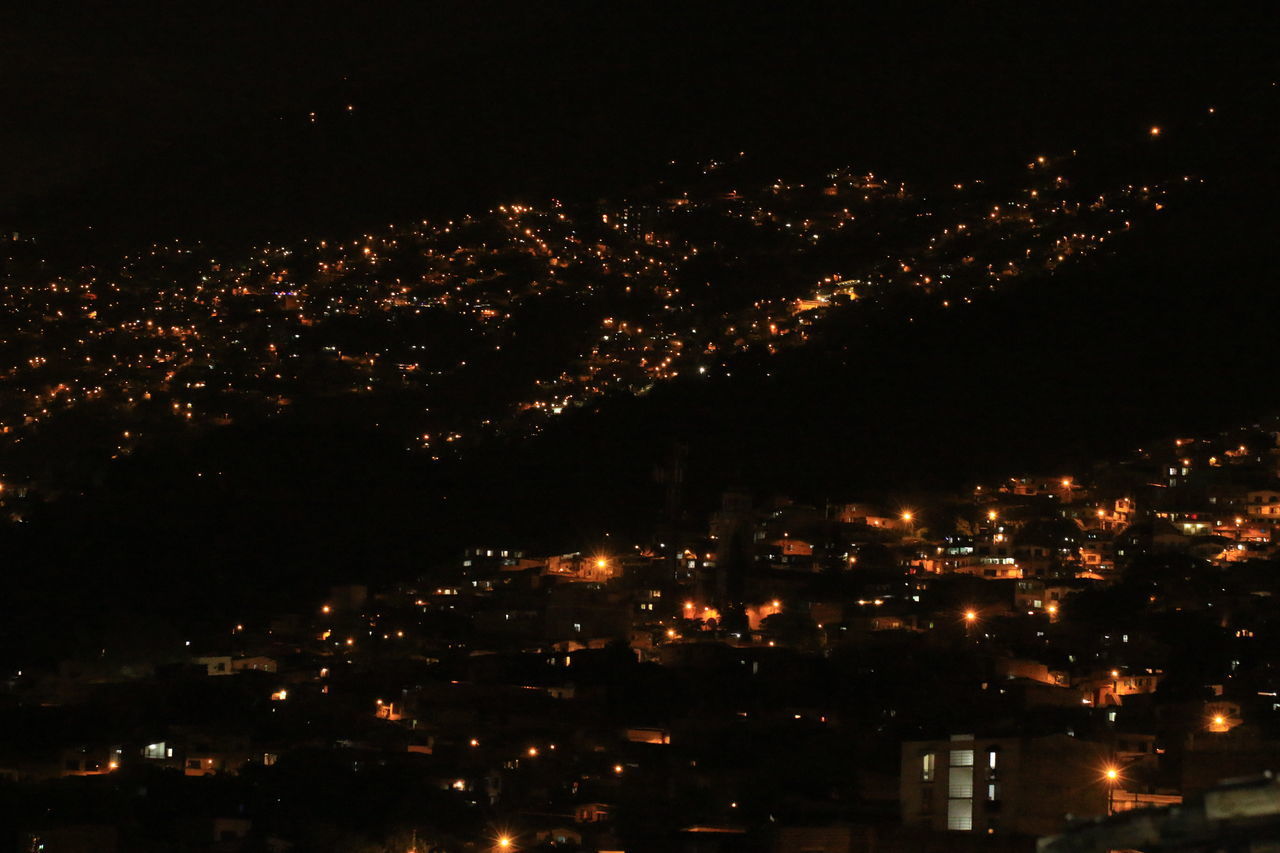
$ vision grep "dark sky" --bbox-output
[2,3,1275,245]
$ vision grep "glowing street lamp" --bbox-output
[1103,765,1122,814]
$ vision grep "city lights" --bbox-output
[0,22,1264,850]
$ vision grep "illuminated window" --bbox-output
[947,797,973,831]
[921,751,936,782]
[945,745,975,829]
[949,763,974,798]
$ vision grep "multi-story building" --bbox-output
[1247,490,1280,522]
[901,733,1110,838]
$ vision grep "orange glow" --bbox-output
[1104,766,1119,781]
[901,511,913,522]
[964,610,977,623]
[321,604,331,614]
[1150,126,1161,137]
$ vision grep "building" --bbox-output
[901,733,1110,838]
[1247,490,1280,522]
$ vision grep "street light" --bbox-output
[1104,765,1121,814]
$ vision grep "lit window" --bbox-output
[922,751,936,782]
[947,798,973,831]
[949,764,974,798]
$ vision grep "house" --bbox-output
[195,656,234,676]
[1075,669,1162,707]
[1247,490,1280,522]
[232,656,277,673]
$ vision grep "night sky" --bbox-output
[5,4,1275,247]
